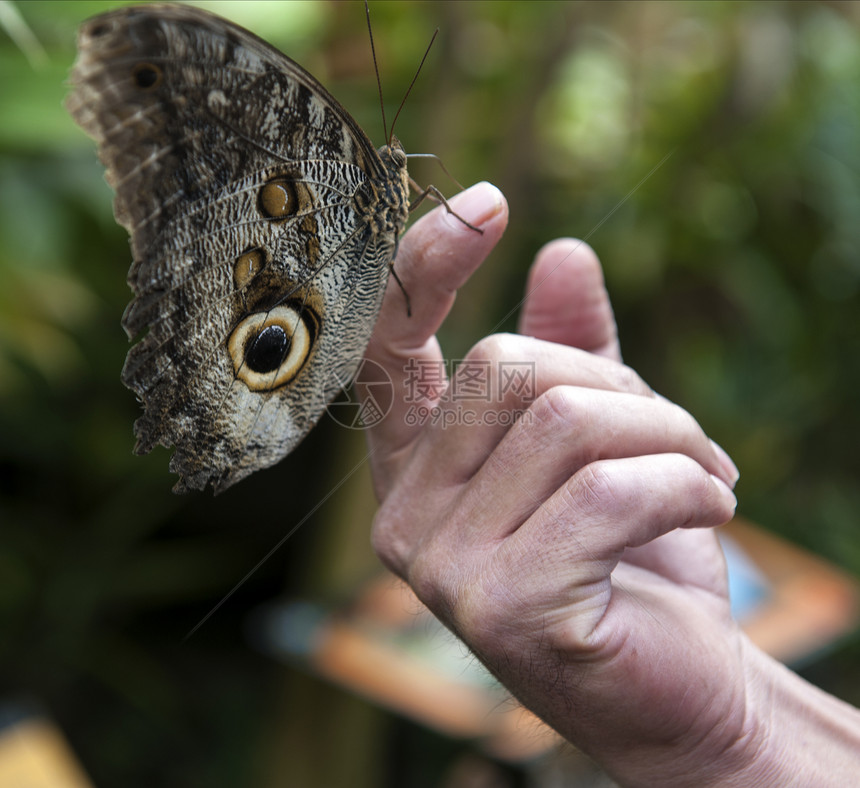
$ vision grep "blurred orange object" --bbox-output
[0,714,93,788]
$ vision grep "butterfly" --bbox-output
[66,3,416,493]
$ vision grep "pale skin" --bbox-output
[361,182,860,786]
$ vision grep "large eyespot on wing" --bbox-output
[227,304,317,391]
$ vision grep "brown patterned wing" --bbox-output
[66,3,410,492]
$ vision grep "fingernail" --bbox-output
[711,474,738,513]
[710,440,739,488]
[446,182,505,228]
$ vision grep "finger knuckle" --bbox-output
[665,399,699,433]
[525,387,594,448]
[531,385,580,426]
[569,460,618,513]
[459,334,536,410]
[464,332,522,365]
[611,363,651,396]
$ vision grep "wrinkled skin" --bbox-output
[361,183,860,787]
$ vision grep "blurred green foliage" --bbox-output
[0,1,858,786]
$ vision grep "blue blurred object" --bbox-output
[720,533,770,621]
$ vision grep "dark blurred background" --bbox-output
[1,1,858,786]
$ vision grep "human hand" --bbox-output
[361,183,763,786]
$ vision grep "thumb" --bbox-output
[517,238,622,362]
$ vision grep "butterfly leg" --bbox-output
[408,179,485,235]
[388,261,412,318]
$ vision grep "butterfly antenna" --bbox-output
[389,27,438,146]
[365,0,388,143]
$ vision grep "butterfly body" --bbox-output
[67,3,410,492]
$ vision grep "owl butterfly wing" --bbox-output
[67,3,408,492]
